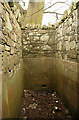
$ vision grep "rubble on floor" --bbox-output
[20,89,73,120]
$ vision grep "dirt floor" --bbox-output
[20,89,73,120]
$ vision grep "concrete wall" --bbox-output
[23,58,56,91]
[0,2,24,118]
[23,57,78,119]
[55,59,78,119]
[2,60,24,118]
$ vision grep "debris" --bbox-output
[26,107,28,110]
[66,109,69,113]
[58,107,62,111]
[65,114,72,119]
[28,103,37,109]
[52,94,54,96]
[54,106,58,111]
[24,89,26,93]
[55,96,57,98]
[20,89,73,119]
[24,101,26,106]
[23,116,27,119]
[22,108,26,112]
[52,110,55,114]
[56,100,58,103]
[38,108,41,111]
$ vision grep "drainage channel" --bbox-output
[20,89,73,120]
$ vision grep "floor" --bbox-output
[20,89,73,120]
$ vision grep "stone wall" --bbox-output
[54,1,79,63]
[1,2,22,75]
[22,2,79,63]
[0,2,24,118]
[22,26,55,58]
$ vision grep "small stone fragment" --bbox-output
[66,109,69,113]
[28,103,37,109]
[38,108,41,111]
[23,108,25,112]
[52,110,55,114]
[58,107,62,111]
[23,116,27,119]
[26,107,28,110]
[54,106,58,111]
[52,94,54,96]
[56,101,58,103]
[24,89,26,93]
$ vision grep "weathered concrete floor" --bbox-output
[20,89,73,120]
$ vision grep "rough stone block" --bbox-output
[34,36,39,40]
[11,33,17,42]
[0,3,3,15]
[6,12,12,31]
[57,41,62,51]
[70,35,77,41]
[42,45,51,51]
[29,32,33,36]
[62,42,66,51]
[77,43,79,50]
[10,47,14,55]
[0,44,4,52]
[56,52,62,59]
[0,18,2,29]
[68,50,77,58]
[70,41,76,49]
[40,35,49,42]
[23,41,28,45]
[63,54,68,60]
[7,37,15,46]
[65,41,70,51]
[67,26,72,33]
[36,33,40,36]
[39,30,47,34]
[64,36,68,41]
[5,45,10,51]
